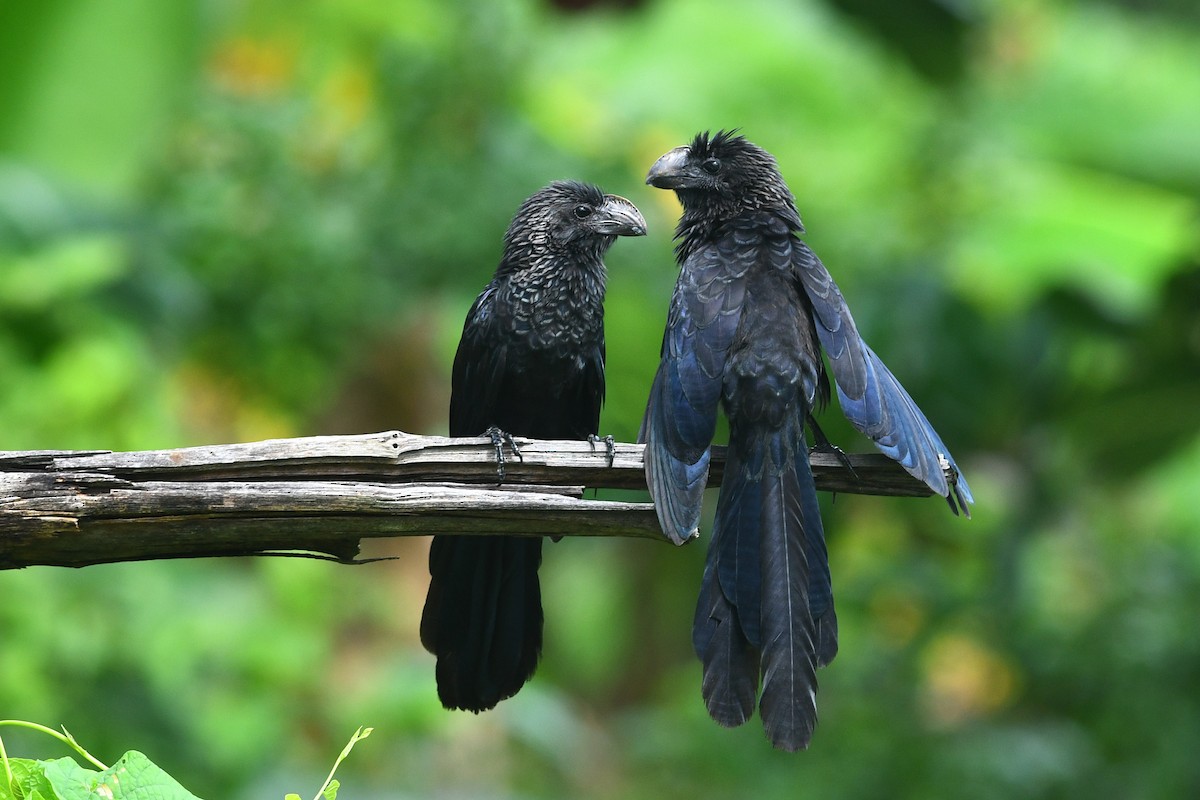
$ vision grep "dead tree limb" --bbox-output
[0,431,940,570]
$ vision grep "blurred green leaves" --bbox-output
[0,233,125,313]
[0,0,198,196]
[951,154,1195,318]
[2,0,1200,798]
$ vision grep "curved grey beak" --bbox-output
[646,146,693,189]
[595,194,647,236]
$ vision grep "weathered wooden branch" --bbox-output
[0,430,940,570]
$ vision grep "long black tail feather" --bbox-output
[420,535,543,712]
[694,558,759,727]
[693,422,836,751]
[756,454,821,751]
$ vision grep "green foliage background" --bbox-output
[2,0,1199,797]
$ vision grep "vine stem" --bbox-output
[1,731,12,789]
[0,720,109,771]
[311,726,373,800]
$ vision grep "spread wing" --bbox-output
[640,235,753,543]
[792,240,973,513]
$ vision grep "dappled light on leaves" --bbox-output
[920,634,1019,729]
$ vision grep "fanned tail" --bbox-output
[420,535,543,712]
[693,424,836,751]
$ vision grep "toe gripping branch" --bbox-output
[484,426,523,482]
[588,433,616,467]
[806,415,858,480]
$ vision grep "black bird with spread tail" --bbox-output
[640,131,972,751]
[421,180,646,713]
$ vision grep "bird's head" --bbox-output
[646,130,800,226]
[505,181,646,260]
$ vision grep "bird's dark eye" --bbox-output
[701,158,721,175]
[572,205,593,219]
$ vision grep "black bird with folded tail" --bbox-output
[421,180,646,712]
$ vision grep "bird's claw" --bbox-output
[812,440,858,481]
[807,416,858,481]
[484,426,523,482]
[588,433,616,467]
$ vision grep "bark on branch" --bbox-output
[0,431,940,570]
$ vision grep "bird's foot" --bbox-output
[484,426,523,482]
[810,439,858,481]
[807,417,858,481]
[587,433,616,467]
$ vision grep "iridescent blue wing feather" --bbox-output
[792,241,973,513]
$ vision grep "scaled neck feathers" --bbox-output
[672,130,804,263]
[497,233,611,281]
[496,180,614,279]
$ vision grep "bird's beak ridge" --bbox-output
[645,146,693,189]
[595,194,647,237]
